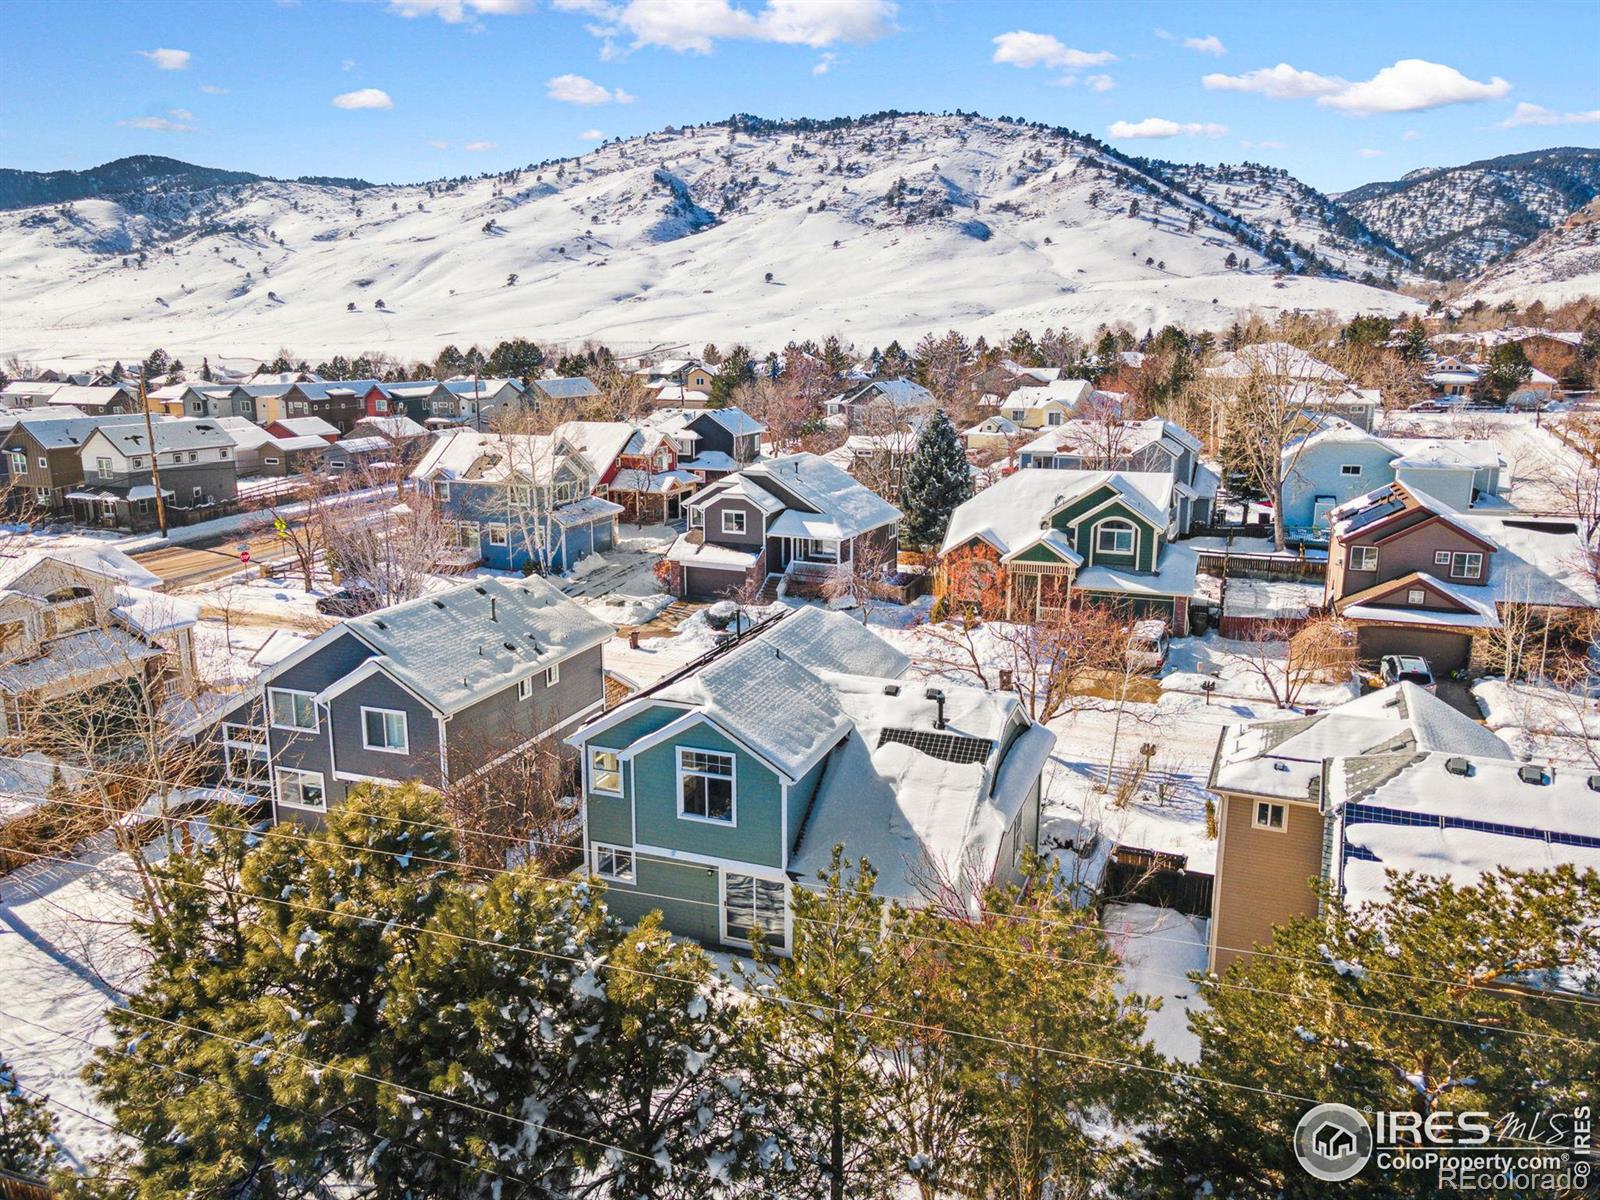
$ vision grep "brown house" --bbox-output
[2,414,149,516]
[1324,481,1500,671]
[1206,683,1514,973]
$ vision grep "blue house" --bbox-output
[410,428,623,573]
[567,607,1056,953]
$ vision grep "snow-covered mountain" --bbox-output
[1337,147,1600,280]
[1467,195,1600,306]
[0,113,1426,362]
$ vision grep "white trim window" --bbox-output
[1407,588,1426,605]
[518,676,534,701]
[434,481,451,502]
[1253,801,1286,831]
[488,524,508,547]
[688,507,703,529]
[361,707,408,754]
[275,767,327,811]
[545,663,560,687]
[590,747,622,795]
[1449,551,1483,580]
[722,872,786,948]
[593,843,635,883]
[268,688,318,732]
[720,508,747,535]
[678,747,735,824]
[805,538,840,563]
[1095,519,1136,555]
[222,722,268,784]
[1434,550,1452,566]
[1349,545,1378,572]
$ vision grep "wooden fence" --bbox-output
[1102,844,1215,918]
[0,1170,53,1200]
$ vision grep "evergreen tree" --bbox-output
[168,358,185,383]
[1485,341,1533,401]
[110,361,126,382]
[141,348,169,383]
[710,345,755,407]
[899,409,973,548]
[750,850,905,1200]
[1218,397,1269,508]
[877,341,911,379]
[1399,315,1429,362]
[434,344,468,379]
[1134,868,1600,1199]
[0,1058,57,1178]
[199,357,212,382]
[485,338,546,381]
[821,335,850,377]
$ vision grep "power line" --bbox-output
[24,792,1600,1044]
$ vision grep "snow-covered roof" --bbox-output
[114,586,201,635]
[39,385,133,410]
[1211,682,1513,802]
[1002,360,1061,383]
[739,453,903,538]
[87,418,236,456]
[1206,342,1347,383]
[939,468,1174,558]
[1076,540,1198,600]
[0,626,163,695]
[680,451,740,474]
[1456,514,1600,610]
[213,417,276,451]
[1335,571,1501,630]
[551,495,624,526]
[682,406,765,437]
[1001,379,1095,410]
[351,415,428,439]
[529,376,600,399]
[271,416,338,438]
[553,420,636,479]
[331,576,613,716]
[1020,416,1196,461]
[1387,438,1505,472]
[0,543,161,591]
[841,378,935,409]
[664,535,761,569]
[8,412,149,449]
[758,606,912,679]
[411,428,580,486]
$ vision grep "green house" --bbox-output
[938,469,1199,628]
[567,607,1056,954]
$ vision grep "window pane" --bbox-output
[725,874,784,945]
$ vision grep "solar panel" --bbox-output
[878,727,994,765]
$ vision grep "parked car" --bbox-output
[1379,654,1435,691]
[315,587,380,617]
[1125,619,1171,673]
[1407,399,1447,413]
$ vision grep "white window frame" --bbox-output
[1096,519,1136,555]
[592,748,620,793]
[1253,801,1287,832]
[518,677,534,701]
[805,538,840,563]
[268,687,319,732]
[720,871,788,951]
[222,722,268,784]
[1339,463,1363,477]
[488,524,508,547]
[1407,588,1426,605]
[1434,550,1452,566]
[263,456,281,467]
[1350,545,1378,572]
[720,508,747,535]
[275,767,327,811]
[688,506,703,528]
[544,663,560,687]
[434,480,451,502]
[95,456,112,477]
[37,455,48,469]
[592,842,635,883]
[360,706,409,755]
[1450,552,1483,580]
[677,746,736,825]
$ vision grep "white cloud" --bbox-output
[1496,101,1600,128]
[1319,59,1510,114]
[341,58,357,71]
[579,128,606,140]
[812,51,837,75]
[135,47,191,70]
[119,110,194,132]
[1085,74,1115,92]
[332,88,394,110]
[1203,63,1343,99]
[1183,34,1225,56]
[387,0,533,22]
[1402,129,1420,140]
[464,140,496,151]
[1359,148,1386,158]
[1240,139,1286,150]
[429,139,450,149]
[993,30,1115,70]
[546,73,632,105]
[1108,117,1227,140]
[574,0,895,55]
[199,84,228,94]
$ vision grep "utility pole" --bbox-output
[139,372,169,537]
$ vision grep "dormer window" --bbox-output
[1096,519,1135,555]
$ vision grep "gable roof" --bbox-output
[529,376,600,399]
[939,468,1172,557]
[1002,379,1094,410]
[271,416,339,438]
[86,418,236,455]
[757,605,912,679]
[552,420,636,479]
[739,453,902,537]
[411,428,588,486]
[5,413,149,450]
[690,406,765,437]
[1334,571,1502,629]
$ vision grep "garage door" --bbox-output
[683,565,745,600]
[1356,624,1472,672]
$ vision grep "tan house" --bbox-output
[1205,683,1513,973]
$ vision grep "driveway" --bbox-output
[1434,678,1482,720]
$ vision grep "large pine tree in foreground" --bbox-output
[0,1057,57,1178]
[900,408,973,550]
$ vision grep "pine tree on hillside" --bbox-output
[141,347,169,383]
[1486,341,1534,401]
[1399,316,1429,362]
[900,409,973,549]
[0,1058,57,1178]
[1132,868,1600,1200]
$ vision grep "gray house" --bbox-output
[68,419,239,530]
[225,577,613,823]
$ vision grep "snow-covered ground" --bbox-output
[0,833,150,1169]
[1473,676,1600,767]
[1103,902,1209,1064]
[1162,633,1360,707]
[0,116,1415,365]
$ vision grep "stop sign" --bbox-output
[240,549,251,564]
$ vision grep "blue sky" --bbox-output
[5,0,1597,192]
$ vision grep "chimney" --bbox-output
[926,687,946,731]
[490,596,498,622]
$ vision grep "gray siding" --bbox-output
[702,496,765,549]
[328,670,443,786]
[265,632,375,821]
[446,643,605,776]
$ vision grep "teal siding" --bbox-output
[633,720,784,869]
[787,750,832,860]
[1077,504,1158,572]
[602,853,723,946]
[582,703,688,845]
[588,794,632,845]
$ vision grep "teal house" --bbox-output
[567,607,1056,953]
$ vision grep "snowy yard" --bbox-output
[1473,676,1600,767]
[1162,633,1360,707]
[1380,411,1589,515]
[0,833,151,1168]
[1104,902,1209,1064]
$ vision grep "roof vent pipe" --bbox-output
[490,596,497,622]
[926,687,946,731]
